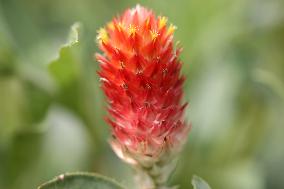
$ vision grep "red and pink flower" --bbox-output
[96,5,190,165]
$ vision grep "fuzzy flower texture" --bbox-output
[96,5,189,171]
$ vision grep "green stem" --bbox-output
[143,165,166,189]
[135,160,176,189]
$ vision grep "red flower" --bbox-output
[96,5,189,165]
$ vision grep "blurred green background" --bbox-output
[0,0,284,189]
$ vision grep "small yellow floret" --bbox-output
[150,30,159,40]
[97,28,109,43]
[128,24,137,35]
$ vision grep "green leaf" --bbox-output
[47,22,85,115]
[38,172,125,189]
[48,22,82,87]
[192,175,211,189]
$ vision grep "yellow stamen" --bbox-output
[150,30,159,40]
[128,24,137,36]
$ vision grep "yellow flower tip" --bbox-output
[158,16,168,29]
[145,17,150,28]
[128,24,137,36]
[107,21,115,30]
[117,22,125,32]
[97,28,109,43]
[150,30,159,41]
[167,24,177,35]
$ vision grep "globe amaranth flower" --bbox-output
[96,4,189,170]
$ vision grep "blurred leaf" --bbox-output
[0,76,52,138]
[4,131,44,188]
[38,172,125,189]
[49,22,81,87]
[47,22,84,115]
[23,81,52,125]
[0,78,25,141]
[0,7,16,77]
[192,175,211,189]
[253,69,284,101]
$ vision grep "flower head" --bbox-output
[96,5,189,165]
